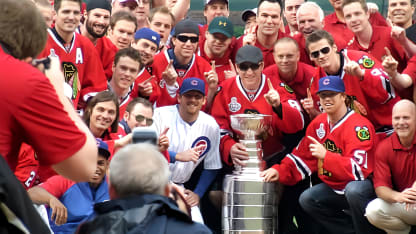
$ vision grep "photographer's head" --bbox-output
[0,0,48,60]
[109,143,170,199]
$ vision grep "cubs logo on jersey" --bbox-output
[191,136,211,158]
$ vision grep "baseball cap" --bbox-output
[112,0,138,3]
[241,8,257,22]
[96,138,111,159]
[87,0,112,13]
[208,17,234,38]
[317,76,345,94]
[174,19,199,37]
[205,0,229,6]
[235,45,263,65]
[134,28,161,48]
[179,78,206,96]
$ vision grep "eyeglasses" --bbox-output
[310,46,331,58]
[135,114,153,126]
[238,62,261,71]
[176,35,199,43]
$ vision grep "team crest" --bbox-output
[323,139,342,154]
[62,62,79,99]
[280,82,294,93]
[316,123,325,139]
[358,56,375,69]
[191,136,211,158]
[228,97,241,112]
[355,126,370,141]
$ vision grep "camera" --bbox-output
[32,57,51,70]
[132,127,158,145]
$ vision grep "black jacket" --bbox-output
[77,194,211,234]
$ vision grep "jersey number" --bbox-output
[353,150,368,169]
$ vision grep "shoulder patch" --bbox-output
[280,82,294,93]
[355,126,370,141]
[358,56,374,69]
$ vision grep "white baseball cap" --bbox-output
[241,8,257,22]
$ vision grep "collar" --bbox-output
[326,12,345,25]
[119,119,131,134]
[51,27,74,47]
[167,49,193,70]
[391,132,416,151]
[107,81,132,104]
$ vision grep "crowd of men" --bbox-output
[1,0,416,233]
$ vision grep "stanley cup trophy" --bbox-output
[223,114,280,233]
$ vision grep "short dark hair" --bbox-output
[125,97,153,113]
[305,30,335,54]
[342,0,368,12]
[149,6,175,27]
[83,91,120,133]
[258,0,282,11]
[0,0,48,59]
[54,0,82,12]
[110,10,138,31]
[114,47,142,70]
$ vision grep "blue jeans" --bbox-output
[299,179,384,234]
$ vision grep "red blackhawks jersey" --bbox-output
[310,49,400,131]
[151,50,212,107]
[273,110,376,193]
[130,66,160,104]
[38,28,107,108]
[95,36,118,80]
[211,74,305,165]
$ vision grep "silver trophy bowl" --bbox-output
[223,114,280,234]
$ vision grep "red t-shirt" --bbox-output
[401,55,416,100]
[0,48,87,171]
[347,25,407,73]
[373,132,416,192]
[324,11,388,50]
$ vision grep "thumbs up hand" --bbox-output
[162,59,178,86]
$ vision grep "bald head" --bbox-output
[392,99,416,145]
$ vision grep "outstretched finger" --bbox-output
[267,78,275,91]
[342,51,351,63]
[166,59,174,70]
[161,127,169,135]
[228,59,236,73]
[249,24,256,35]
[193,144,206,153]
[307,88,312,99]
[307,136,320,144]
[384,47,392,57]
[211,60,216,71]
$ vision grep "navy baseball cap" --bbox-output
[317,76,345,94]
[96,138,111,159]
[180,78,206,96]
[134,28,161,48]
[87,0,112,13]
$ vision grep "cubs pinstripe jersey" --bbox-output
[152,105,222,184]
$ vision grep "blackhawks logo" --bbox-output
[280,82,294,93]
[62,62,79,99]
[358,56,375,69]
[355,126,370,141]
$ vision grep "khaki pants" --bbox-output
[366,198,416,234]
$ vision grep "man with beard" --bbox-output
[37,0,107,110]
[131,27,160,102]
[81,0,117,80]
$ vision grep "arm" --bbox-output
[170,0,190,23]
[375,186,416,204]
[27,186,68,226]
[34,55,97,182]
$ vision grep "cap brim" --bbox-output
[180,88,205,96]
[209,29,232,38]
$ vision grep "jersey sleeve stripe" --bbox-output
[287,153,311,180]
[350,158,364,181]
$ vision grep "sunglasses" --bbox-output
[238,62,261,71]
[176,35,199,43]
[135,114,153,126]
[310,46,331,58]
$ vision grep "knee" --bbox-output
[365,198,384,226]
[345,180,374,201]
[299,189,315,213]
